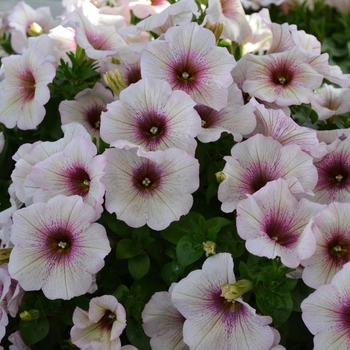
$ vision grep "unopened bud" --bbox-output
[215,171,226,184]
[204,21,223,42]
[221,280,253,301]
[0,248,12,264]
[20,309,40,321]
[103,68,127,96]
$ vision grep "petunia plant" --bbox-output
[0,0,350,349]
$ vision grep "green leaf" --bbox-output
[116,238,141,259]
[128,254,150,279]
[176,234,204,267]
[161,262,179,286]
[126,317,151,350]
[206,217,232,241]
[103,211,132,237]
[255,289,293,327]
[20,315,50,346]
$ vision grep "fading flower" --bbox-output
[8,195,111,300]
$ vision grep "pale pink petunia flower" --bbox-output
[236,179,325,268]
[103,147,199,231]
[8,1,58,54]
[249,98,327,158]
[122,0,198,36]
[100,78,201,155]
[0,133,4,154]
[243,46,323,107]
[142,283,188,350]
[301,202,350,288]
[218,134,318,212]
[8,330,30,350]
[129,0,170,19]
[301,262,350,349]
[195,83,257,143]
[171,253,277,350]
[8,195,111,300]
[29,137,106,216]
[325,0,350,14]
[0,44,56,130]
[205,0,252,44]
[311,84,350,121]
[141,22,236,110]
[317,128,350,145]
[11,123,91,206]
[59,82,115,140]
[71,295,126,350]
[310,135,350,204]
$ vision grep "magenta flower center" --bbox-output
[173,56,201,92]
[249,170,273,193]
[136,112,168,148]
[270,61,294,86]
[99,310,116,332]
[327,234,350,267]
[194,105,219,128]
[318,156,350,188]
[67,166,91,197]
[46,228,73,256]
[86,105,105,130]
[125,65,142,85]
[264,219,298,247]
[132,161,162,192]
[20,70,36,102]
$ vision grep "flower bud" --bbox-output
[204,21,223,42]
[0,248,12,264]
[103,68,127,96]
[215,171,226,183]
[20,309,40,321]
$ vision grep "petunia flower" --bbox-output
[71,295,126,349]
[218,134,318,212]
[0,44,56,130]
[236,179,325,268]
[142,283,188,350]
[195,83,256,143]
[171,253,276,350]
[59,82,115,140]
[129,0,170,19]
[141,22,236,110]
[8,195,111,300]
[103,147,199,230]
[311,84,350,121]
[310,135,350,204]
[301,262,350,349]
[205,0,252,44]
[301,202,350,288]
[8,0,58,54]
[243,46,323,107]
[100,78,201,155]
[249,99,327,158]
[29,137,106,216]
